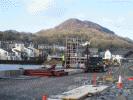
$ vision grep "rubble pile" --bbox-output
[94,77,133,100]
[86,63,133,100]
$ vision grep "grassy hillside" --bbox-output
[34,18,133,51]
[34,28,133,51]
[0,30,36,42]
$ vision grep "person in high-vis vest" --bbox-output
[62,54,65,67]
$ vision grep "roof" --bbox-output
[13,49,27,53]
[0,48,13,53]
[110,50,131,55]
[100,51,106,55]
[89,48,98,52]
[27,47,33,51]
[14,49,21,52]
[126,54,133,58]
[83,48,98,54]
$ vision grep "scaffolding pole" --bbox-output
[66,37,82,68]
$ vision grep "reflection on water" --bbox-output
[0,64,42,70]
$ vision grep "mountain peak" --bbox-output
[54,18,115,34]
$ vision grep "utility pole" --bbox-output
[87,43,89,62]
[86,41,90,62]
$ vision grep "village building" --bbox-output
[101,50,133,63]
[0,48,16,60]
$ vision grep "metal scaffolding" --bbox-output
[66,37,82,68]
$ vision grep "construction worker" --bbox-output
[62,54,65,67]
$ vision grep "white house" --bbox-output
[38,44,47,49]
[102,50,132,63]
[104,50,112,60]
[0,48,16,60]
[111,50,132,63]
[58,45,66,51]
[24,47,36,60]
[12,49,23,60]
[14,41,24,51]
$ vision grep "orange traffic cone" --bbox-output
[42,94,47,100]
[117,72,122,88]
[109,69,112,77]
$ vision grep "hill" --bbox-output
[34,18,133,51]
[54,18,115,34]
[0,18,133,51]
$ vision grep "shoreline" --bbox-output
[0,60,43,65]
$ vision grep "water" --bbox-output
[0,64,42,70]
[0,64,62,70]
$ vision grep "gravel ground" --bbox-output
[0,62,133,100]
[85,62,133,100]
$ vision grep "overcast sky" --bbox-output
[0,0,133,40]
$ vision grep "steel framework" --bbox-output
[66,37,82,68]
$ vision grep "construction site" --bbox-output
[0,37,133,100]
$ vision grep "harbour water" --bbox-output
[0,64,42,70]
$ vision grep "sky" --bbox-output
[0,0,133,40]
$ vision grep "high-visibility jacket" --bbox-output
[72,38,75,44]
[62,55,65,61]
[73,38,75,42]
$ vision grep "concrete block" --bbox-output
[61,85,109,100]
[20,69,24,75]
[3,70,10,77]
[0,69,25,78]
[0,70,6,77]
[64,69,84,75]
[10,70,20,76]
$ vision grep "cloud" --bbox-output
[23,0,68,17]
[24,0,56,15]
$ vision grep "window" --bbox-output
[8,53,11,56]
[39,50,42,53]
[12,53,15,56]
[5,52,7,56]
[17,44,19,47]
